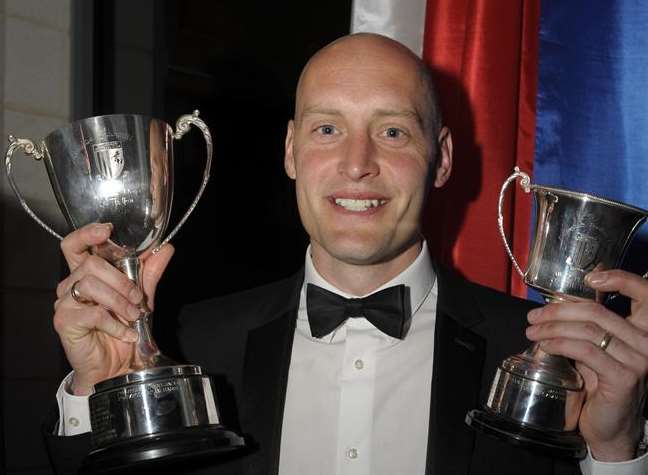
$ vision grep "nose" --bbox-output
[337,131,379,181]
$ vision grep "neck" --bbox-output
[310,241,423,296]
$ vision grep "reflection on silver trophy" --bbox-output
[5,111,245,471]
[466,167,648,458]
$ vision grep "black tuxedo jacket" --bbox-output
[44,263,581,475]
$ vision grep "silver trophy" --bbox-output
[466,167,648,458]
[5,112,244,471]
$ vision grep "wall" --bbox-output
[0,0,71,473]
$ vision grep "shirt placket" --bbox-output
[335,322,378,475]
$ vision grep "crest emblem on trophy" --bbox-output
[562,219,604,271]
[92,141,125,179]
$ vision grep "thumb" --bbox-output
[576,361,599,395]
[141,244,175,309]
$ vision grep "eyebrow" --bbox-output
[300,107,425,128]
[300,107,343,119]
[374,109,424,127]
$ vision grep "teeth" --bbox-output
[334,198,385,211]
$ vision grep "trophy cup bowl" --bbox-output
[5,112,245,472]
[466,167,648,458]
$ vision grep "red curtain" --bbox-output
[422,0,539,297]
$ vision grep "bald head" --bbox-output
[283,33,453,285]
[295,33,442,144]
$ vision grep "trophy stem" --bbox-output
[115,256,171,369]
[520,342,583,372]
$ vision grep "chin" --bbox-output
[309,220,422,265]
[319,236,396,266]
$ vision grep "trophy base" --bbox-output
[85,365,246,473]
[81,425,245,473]
[466,409,586,459]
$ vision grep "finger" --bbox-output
[64,275,143,322]
[528,303,648,359]
[588,270,648,330]
[575,362,599,394]
[598,334,648,376]
[586,270,648,303]
[526,320,605,344]
[57,255,143,305]
[527,301,613,323]
[142,244,174,309]
[527,302,624,336]
[527,322,648,374]
[538,338,639,393]
[60,223,113,270]
[54,304,138,343]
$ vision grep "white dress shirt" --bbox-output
[58,244,648,473]
[279,244,437,475]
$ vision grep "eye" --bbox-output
[383,127,406,139]
[316,125,337,136]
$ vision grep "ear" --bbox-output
[284,120,296,180]
[433,126,453,188]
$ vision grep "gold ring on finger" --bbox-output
[598,331,613,352]
[70,280,94,305]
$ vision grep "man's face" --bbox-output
[285,37,451,270]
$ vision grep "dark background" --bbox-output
[2,1,351,473]
[90,1,352,369]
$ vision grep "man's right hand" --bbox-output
[53,223,174,396]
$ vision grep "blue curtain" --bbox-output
[533,0,648,300]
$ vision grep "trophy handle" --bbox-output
[498,166,532,278]
[153,110,212,253]
[4,135,64,241]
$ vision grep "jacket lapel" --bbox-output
[239,274,301,475]
[426,264,487,475]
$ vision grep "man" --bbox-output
[46,34,648,474]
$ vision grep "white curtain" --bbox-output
[350,0,427,56]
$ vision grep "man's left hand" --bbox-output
[526,269,648,461]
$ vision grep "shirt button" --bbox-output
[347,448,359,459]
[354,359,364,370]
[68,417,80,427]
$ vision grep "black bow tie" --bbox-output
[306,283,412,339]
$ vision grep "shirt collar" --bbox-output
[302,242,436,321]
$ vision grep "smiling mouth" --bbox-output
[333,198,387,212]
